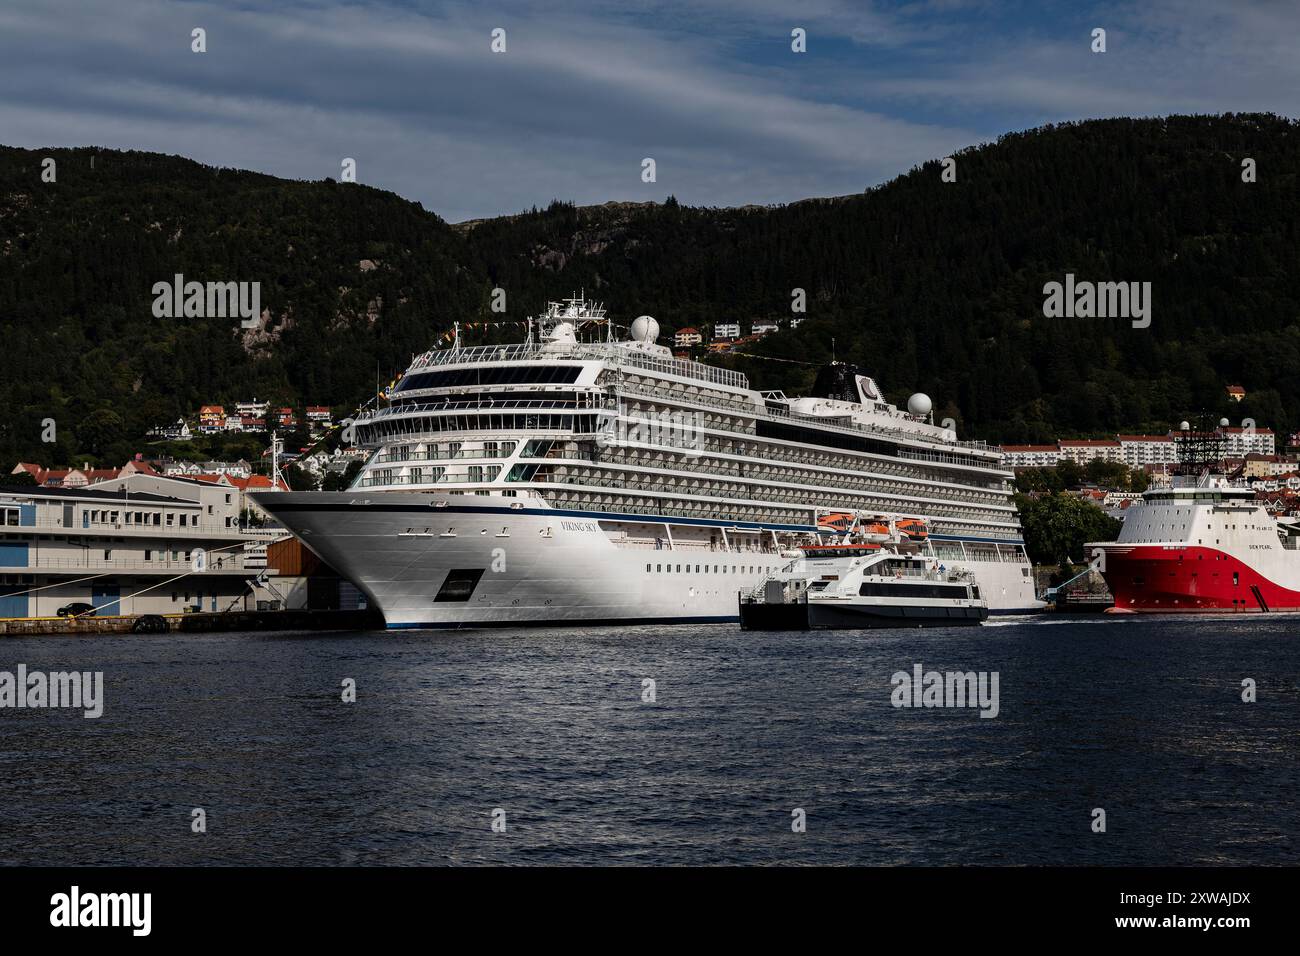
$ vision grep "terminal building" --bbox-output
[0,478,279,619]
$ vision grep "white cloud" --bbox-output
[0,0,1294,220]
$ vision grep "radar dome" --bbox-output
[907,393,932,417]
[630,315,659,343]
[1219,417,1230,427]
[1179,420,1191,431]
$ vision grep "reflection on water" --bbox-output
[0,615,1297,865]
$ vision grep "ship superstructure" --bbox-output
[254,297,1042,627]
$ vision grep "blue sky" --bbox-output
[1,0,1297,221]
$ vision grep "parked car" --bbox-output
[56,602,96,618]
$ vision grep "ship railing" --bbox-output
[762,400,992,451]
[538,494,810,527]
[356,468,501,488]
[533,472,1013,525]
[613,380,996,459]
[377,368,999,470]
[544,450,1011,508]
[374,448,513,464]
[407,342,749,389]
[617,539,780,554]
[538,492,1022,542]
[367,397,607,418]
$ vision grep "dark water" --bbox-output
[1,615,1297,866]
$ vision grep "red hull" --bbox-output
[1102,545,1300,612]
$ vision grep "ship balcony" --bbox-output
[372,447,513,464]
[519,469,1014,521]
[615,381,995,459]
[523,473,1017,527]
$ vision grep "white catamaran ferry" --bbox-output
[253,297,1043,628]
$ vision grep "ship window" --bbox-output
[646,564,651,572]
[395,365,583,392]
[434,569,485,603]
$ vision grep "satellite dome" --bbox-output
[1179,420,1191,431]
[1219,417,1230,427]
[907,393,932,416]
[630,315,659,343]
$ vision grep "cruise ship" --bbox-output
[253,297,1043,628]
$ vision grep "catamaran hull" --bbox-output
[739,600,987,630]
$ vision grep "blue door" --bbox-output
[0,586,27,618]
[0,542,29,567]
[91,584,121,614]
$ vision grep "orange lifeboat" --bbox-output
[896,518,928,540]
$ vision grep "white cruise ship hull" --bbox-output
[256,492,1042,628]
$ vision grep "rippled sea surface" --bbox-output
[1,615,1297,865]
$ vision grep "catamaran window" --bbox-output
[858,582,969,598]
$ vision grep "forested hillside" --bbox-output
[2,113,1297,467]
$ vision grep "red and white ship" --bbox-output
[1090,474,1300,613]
